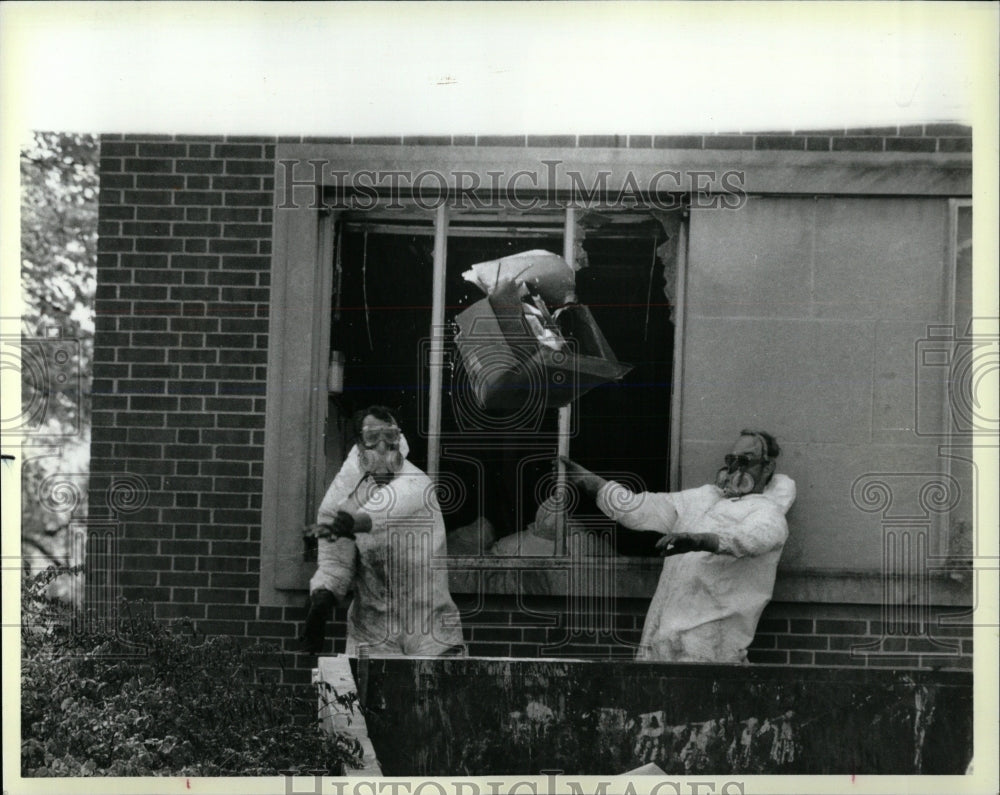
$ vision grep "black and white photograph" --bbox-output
[2,3,998,793]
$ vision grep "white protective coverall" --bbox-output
[311,437,464,656]
[596,473,796,663]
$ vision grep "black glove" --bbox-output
[330,510,356,539]
[656,532,721,557]
[301,589,337,655]
[659,536,700,556]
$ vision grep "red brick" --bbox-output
[222,223,271,238]
[155,603,206,619]
[171,254,220,269]
[137,142,187,157]
[125,158,175,173]
[214,143,265,158]
[211,541,258,556]
[224,192,271,207]
[746,649,788,665]
[885,137,936,153]
[196,620,248,635]
[161,540,210,555]
[906,637,960,653]
[102,142,138,156]
[177,158,224,174]
[813,651,865,666]
[832,137,883,152]
[704,135,753,150]
[138,206,185,221]
[775,634,828,650]
[136,175,183,190]
[756,618,788,634]
[247,621,296,638]
[938,138,972,153]
[198,556,248,572]
[124,189,174,205]
[212,176,262,191]
[845,125,898,136]
[210,572,258,588]
[402,136,453,146]
[101,174,134,190]
[211,510,260,526]
[209,270,257,287]
[174,191,223,206]
[161,509,211,525]
[866,654,922,669]
[654,135,703,149]
[100,205,136,220]
[211,207,260,222]
[196,587,247,604]
[816,619,867,635]
[827,635,873,652]
[225,160,273,175]
[924,123,971,136]
[174,222,222,237]
[209,239,257,254]
[527,135,576,147]
[205,603,257,620]
[121,585,170,602]
[98,237,134,253]
[160,571,209,587]
[754,135,806,150]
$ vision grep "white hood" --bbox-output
[761,473,796,514]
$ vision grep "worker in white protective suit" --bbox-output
[560,430,795,663]
[302,406,465,656]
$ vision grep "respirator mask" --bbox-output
[357,425,404,475]
[715,453,766,499]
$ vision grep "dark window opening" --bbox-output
[325,206,680,554]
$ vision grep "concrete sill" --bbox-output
[445,556,974,606]
[278,554,973,607]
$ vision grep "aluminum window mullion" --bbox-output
[427,204,449,481]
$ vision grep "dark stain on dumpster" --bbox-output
[352,658,972,776]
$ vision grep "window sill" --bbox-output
[445,557,973,605]
[275,554,973,607]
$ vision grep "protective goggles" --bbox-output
[724,453,767,470]
[360,426,401,449]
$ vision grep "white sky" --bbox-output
[1,1,996,138]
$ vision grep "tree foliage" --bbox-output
[21,567,361,777]
[19,132,98,577]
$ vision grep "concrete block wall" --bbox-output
[89,128,971,685]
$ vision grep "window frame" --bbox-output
[260,144,973,606]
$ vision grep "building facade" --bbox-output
[89,127,975,685]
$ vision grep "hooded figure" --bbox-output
[304,407,464,656]
[599,471,794,662]
[562,429,795,663]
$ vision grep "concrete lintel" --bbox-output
[274,143,971,198]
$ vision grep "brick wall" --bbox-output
[89,129,972,686]
[88,134,294,675]
[312,595,971,670]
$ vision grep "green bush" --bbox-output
[21,566,361,776]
